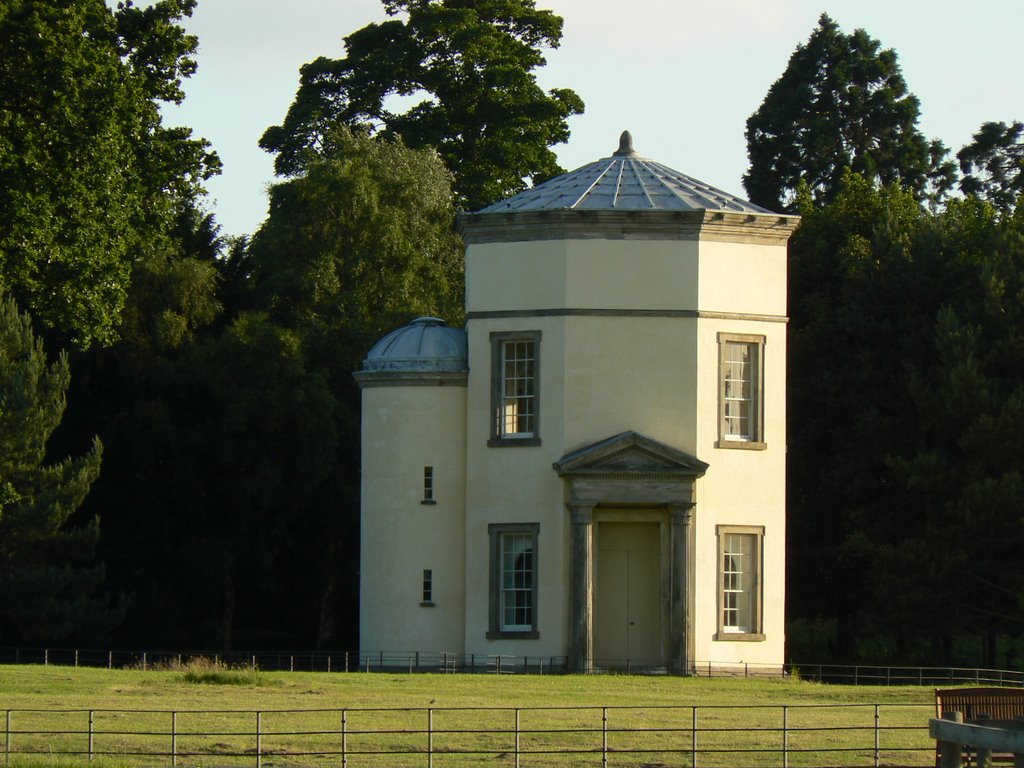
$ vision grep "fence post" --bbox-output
[88,710,94,763]
[256,711,262,768]
[427,708,434,768]
[167,711,176,767]
[514,708,521,768]
[782,705,788,768]
[44,649,48,666]
[75,650,79,668]
[341,709,348,768]
[602,707,608,768]
[873,704,880,768]
[854,666,859,685]
[692,706,698,768]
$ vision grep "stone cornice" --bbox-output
[466,308,788,323]
[353,370,468,389]
[457,209,800,246]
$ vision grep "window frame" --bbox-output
[421,568,434,606]
[714,524,765,641]
[716,332,766,450]
[489,331,542,447]
[421,466,436,505]
[487,523,540,639]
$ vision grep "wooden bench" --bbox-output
[935,688,1024,766]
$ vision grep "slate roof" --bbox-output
[478,131,772,215]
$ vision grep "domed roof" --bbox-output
[477,131,772,215]
[362,317,467,374]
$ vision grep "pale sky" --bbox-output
[158,0,1023,238]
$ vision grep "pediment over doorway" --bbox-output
[553,431,708,480]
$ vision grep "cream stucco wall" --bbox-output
[463,316,570,659]
[691,317,787,667]
[696,240,788,316]
[360,384,467,656]
[462,230,788,670]
[356,206,791,671]
[465,239,700,313]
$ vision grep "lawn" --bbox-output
[0,663,938,767]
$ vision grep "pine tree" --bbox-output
[0,291,118,642]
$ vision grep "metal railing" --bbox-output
[795,664,1024,688]
[1,646,1021,686]
[1,703,936,767]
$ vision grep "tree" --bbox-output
[64,128,463,650]
[251,126,464,337]
[958,121,1024,213]
[259,0,583,211]
[0,0,219,347]
[786,172,1024,664]
[743,14,954,213]
[0,292,118,642]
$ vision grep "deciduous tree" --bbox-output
[259,0,583,211]
[0,0,219,347]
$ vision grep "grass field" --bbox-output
[0,662,939,767]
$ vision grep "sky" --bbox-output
[158,0,1024,239]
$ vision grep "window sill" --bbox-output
[420,601,435,608]
[420,499,437,505]
[715,440,767,451]
[488,437,542,448]
[714,632,766,642]
[486,630,540,640]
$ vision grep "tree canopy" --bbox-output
[786,173,1024,663]
[259,0,583,211]
[958,120,1024,213]
[0,0,219,348]
[743,14,953,213]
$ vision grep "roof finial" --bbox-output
[613,130,637,157]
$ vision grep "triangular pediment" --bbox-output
[553,431,708,478]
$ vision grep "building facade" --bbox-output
[356,132,799,673]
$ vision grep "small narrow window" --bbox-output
[421,569,433,605]
[422,466,435,504]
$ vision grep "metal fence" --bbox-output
[1,703,937,768]
[2,646,1020,686]
[794,664,1024,687]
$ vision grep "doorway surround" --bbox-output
[553,431,708,674]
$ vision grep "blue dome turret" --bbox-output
[360,317,467,376]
